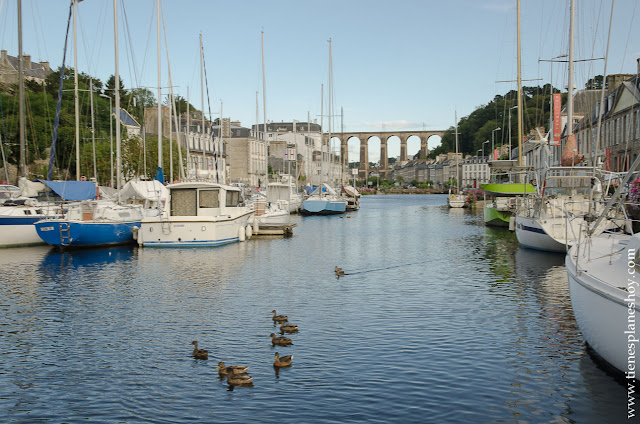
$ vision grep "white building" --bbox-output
[461,155,489,188]
[251,120,344,187]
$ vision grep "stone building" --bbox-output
[0,50,52,86]
[574,62,640,172]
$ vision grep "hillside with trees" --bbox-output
[0,67,198,184]
[429,84,566,159]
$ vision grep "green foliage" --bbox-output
[431,84,562,158]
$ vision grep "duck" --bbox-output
[271,310,288,323]
[334,267,345,276]
[280,323,299,334]
[273,352,293,368]
[227,373,254,386]
[269,333,293,346]
[191,341,208,360]
[216,361,249,377]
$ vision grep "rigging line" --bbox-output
[121,0,143,90]
[27,0,44,62]
[47,0,73,181]
[201,42,219,183]
[619,0,637,74]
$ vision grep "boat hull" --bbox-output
[35,220,140,247]
[300,199,346,215]
[566,242,637,377]
[137,213,252,247]
[480,183,536,196]
[0,216,45,247]
[484,204,511,227]
[514,215,566,252]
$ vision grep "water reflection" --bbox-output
[0,195,627,423]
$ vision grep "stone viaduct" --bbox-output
[322,130,447,179]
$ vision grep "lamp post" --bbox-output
[508,106,517,160]
[477,149,482,158]
[483,140,489,158]
[100,93,114,187]
[491,127,501,161]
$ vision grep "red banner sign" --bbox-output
[553,93,561,145]
[605,148,611,171]
[493,149,499,161]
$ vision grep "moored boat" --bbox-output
[137,182,253,247]
[300,184,346,215]
[566,231,638,377]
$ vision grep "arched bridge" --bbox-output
[323,130,447,178]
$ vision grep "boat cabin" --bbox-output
[168,183,243,217]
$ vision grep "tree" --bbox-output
[105,74,127,102]
[585,75,603,90]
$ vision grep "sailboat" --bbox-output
[447,111,465,208]
[249,31,291,232]
[34,0,149,248]
[300,39,347,216]
[0,0,93,247]
[513,0,615,252]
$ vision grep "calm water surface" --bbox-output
[0,194,629,423]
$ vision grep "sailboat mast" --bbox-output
[73,0,80,180]
[200,34,206,175]
[262,31,268,192]
[90,77,97,180]
[320,83,323,190]
[455,110,459,192]
[567,0,575,137]
[328,39,332,189]
[516,0,523,167]
[186,86,190,177]
[17,0,26,179]
[157,0,163,180]
[113,0,121,202]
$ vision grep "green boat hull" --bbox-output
[484,204,512,227]
[480,183,536,196]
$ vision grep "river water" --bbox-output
[0,194,629,423]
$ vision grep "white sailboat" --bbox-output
[301,39,346,215]
[447,111,465,208]
[249,31,291,231]
[513,0,615,252]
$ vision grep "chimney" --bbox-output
[23,54,31,69]
[1,50,7,63]
[40,61,50,72]
[637,57,640,74]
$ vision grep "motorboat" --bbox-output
[136,181,253,247]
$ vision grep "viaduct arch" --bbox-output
[323,130,447,179]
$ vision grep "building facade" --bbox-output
[0,50,52,86]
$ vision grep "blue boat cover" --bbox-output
[41,180,96,200]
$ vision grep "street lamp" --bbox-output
[477,149,482,158]
[508,106,518,160]
[483,140,489,158]
[100,93,114,187]
[491,127,501,161]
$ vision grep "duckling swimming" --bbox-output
[191,341,208,360]
[280,323,299,334]
[273,352,293,368]
[271,310,288,323]
[269,333,293,346]
[227,373,254,386]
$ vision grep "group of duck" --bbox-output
[188,309,297,388]
[270,310,296,368]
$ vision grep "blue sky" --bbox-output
[1,0,638,162]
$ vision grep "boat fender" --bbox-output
[509,216,516,231]
[246,225,252,239]
[253,219,259,234]
[238,226,246,242]
[132,226,139,241]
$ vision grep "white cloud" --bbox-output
[361,120,427,131]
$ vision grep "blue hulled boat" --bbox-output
[300,184,347,215]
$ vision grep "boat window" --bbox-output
[23,210,32,215]
[226,190,240,207]
[199,189,220,208]
[171,189,197,216]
